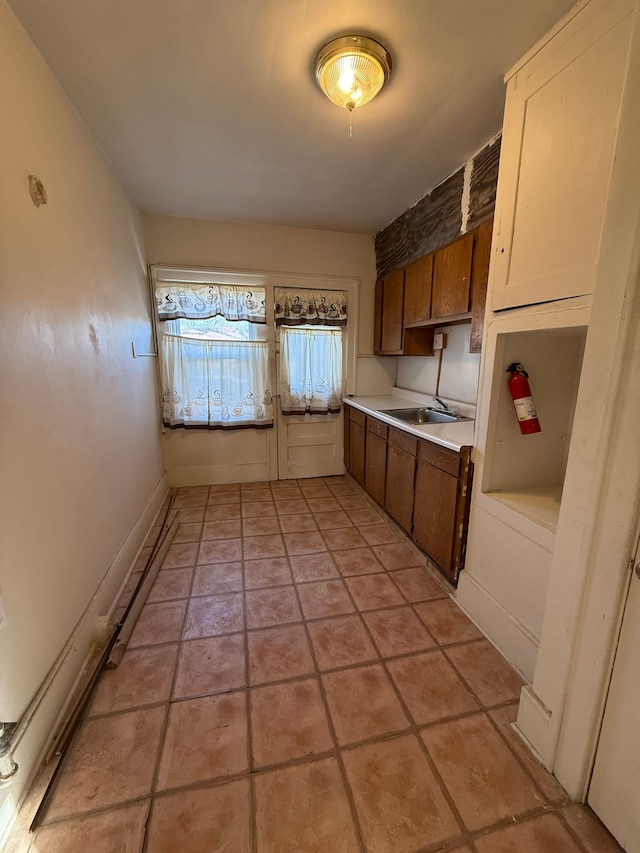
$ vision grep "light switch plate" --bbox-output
[434,332,447,350]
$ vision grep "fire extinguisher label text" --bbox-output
[513,396,538,422]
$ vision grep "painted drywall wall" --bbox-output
[396,324,481,403]
[143,214,392,483]
[0,0,164,823]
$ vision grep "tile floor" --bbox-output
[13,476,622,852]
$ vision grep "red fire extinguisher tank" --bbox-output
[506,363,542,435]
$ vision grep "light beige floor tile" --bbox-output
[475,813,583,852]
[322,663,410,746]
[289,552,339,582]
[250,678,333,767]
[254,758,360,853]
[415,598,483,644]
[445,639,524,706]
[156,692,248,790]
[364,606,436,657]
[46,707,165,820]
[244,556,292,589]
[248,623,314,684]
[129,600,186,647]
[245,586,301,629]
[387,650,479,725]
[297,579,355,620]
[345,574,404,611]
[307,614,378,670]
[174,633,246,699]
[344,734,461,853]
[146,779,251,853]
[421,713,544,832]
[183,593,243,639]
[148,568,192,602]
[390,567,449,602]
[192,562,242,596]
[88,644,179,715]
[34,801,149,853]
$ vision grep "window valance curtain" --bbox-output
[156,282,266,323]
[274,288,347,326]
[161,335,273,429]
[279,327,343,416]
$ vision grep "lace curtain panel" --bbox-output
[274,288,347,326]
[279,327,343,416]
[156,282,266,323]
[161,335,273,429]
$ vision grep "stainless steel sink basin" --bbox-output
[379,407,472,425]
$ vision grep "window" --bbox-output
[275,286,347,417]
[279,327,343,415]
[156,282,273,429]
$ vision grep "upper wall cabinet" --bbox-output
[374,219,493,355]
[404,254,433,326]
[489,0,635,311]
[432,232,474,319]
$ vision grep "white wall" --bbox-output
[143,214,393,483]
[0,0,164,825]
[396,323,481,403]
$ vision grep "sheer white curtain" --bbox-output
[161,335,272,429]
[156,282,273,429]
[279,327,343,415]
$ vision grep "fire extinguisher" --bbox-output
[506,363,542,435]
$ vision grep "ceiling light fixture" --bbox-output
[315,35,392,122]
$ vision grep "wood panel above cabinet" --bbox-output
[373,219,493,356]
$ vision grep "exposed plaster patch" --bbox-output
[461,158,473,234]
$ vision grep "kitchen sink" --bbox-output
[379,407,473,425]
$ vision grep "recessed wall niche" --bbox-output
[482,326,587,531]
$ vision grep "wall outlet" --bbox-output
[434,332,447,350]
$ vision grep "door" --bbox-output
[589,538,640,851]
[275,311,346,481]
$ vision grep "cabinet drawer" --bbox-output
[349,407,366,428]
[418,440,460,476]
[388,426,418,456]
[367,416,388,440]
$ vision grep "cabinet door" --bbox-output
[489,0,633,310]
[385,444,416,532]
[373,278,383,355]
[365,431,387,506]
[431,233,474,319]
[413,459,458,579]
[348,411,366,487]
[380,268,405,353]
[404,254,433,325]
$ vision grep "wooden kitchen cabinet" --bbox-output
[347,407,366,487]
[380,268,405,354]
[374,268,434,356]
[431,232,474,319]
[413,441,472,583]
[374,220,492,355]
[404,254,433,325]
[343,404,473,583]
[384,427,417,532]
[365,417,388,506]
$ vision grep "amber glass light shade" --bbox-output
[315,35,392,111]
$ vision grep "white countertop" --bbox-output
[344,390,476,452]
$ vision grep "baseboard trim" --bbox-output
[1,472,169,840]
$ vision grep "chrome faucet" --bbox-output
[433,396,450,412]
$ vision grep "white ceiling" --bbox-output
[9,0,576,234]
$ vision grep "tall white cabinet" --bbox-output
[457,0,640,829]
